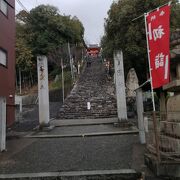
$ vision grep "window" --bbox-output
[0,0,8,16]
[0,49,7,66]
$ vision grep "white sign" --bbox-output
[87,102,91,110]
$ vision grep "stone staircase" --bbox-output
[58,58,117,119]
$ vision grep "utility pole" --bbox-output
[68,42,74,82]
[19,68,22,95]
[61,58,65,103]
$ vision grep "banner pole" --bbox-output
[144,13,156,111]
[144,13,161,162]
[132,1,172,22]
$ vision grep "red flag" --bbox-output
[146,4,170,89]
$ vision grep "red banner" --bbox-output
[146,4,170,89]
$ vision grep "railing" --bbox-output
[144,111,180,163]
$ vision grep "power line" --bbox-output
[132,1,172,22]
[15,8,19,14]
[16,0,29,13]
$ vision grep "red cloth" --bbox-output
[146,4,170,89]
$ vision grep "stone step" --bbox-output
[58,116,117,120]
[64,99,117,102]
[58,114,117,117]
[58,111,117,116]
[0,169,142,180]
[59,109,117,112]
[58,113,115,116]
[57,58,117,120]
[62,101,116,104]
[61,104,116,111]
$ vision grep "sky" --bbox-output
[15,0,114,45]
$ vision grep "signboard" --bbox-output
[145,4,170,89]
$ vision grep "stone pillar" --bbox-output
[37,56,50,127]
[0,97,6,152]
[114,50,127,121]
[136,88,146,144]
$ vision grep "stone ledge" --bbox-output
[25,129,139,138]
[160,121,180,137]
[145,153,180,178]
[160,135,180,153]
[163,80,180,92]
[51,118,118,127]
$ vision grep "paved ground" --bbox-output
[1,106,146,176]
[1,112,162,178]
[0,133,144,174]
[0,117,166,180]
[1,112,145,175]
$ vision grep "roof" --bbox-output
[87,44,100,48]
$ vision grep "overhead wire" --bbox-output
[16,0,29,13]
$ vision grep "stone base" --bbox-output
[160,135,180,153]
[38,124,55,132]
[160,121,180,138]
[163,80,180,92]
[145,153,180,178]
[114,121,132,128]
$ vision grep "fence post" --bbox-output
[136,88,146,144]
[152,111,161,162]
[0,97,6,152]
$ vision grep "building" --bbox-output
[86,44,101,58]
[0,0,15,126]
